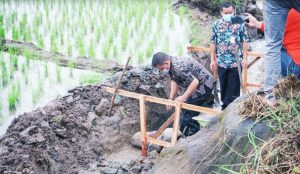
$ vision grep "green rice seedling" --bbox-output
[78,40,85,57]
[138,51,144,64]
[8,81,20,111]
[24,49,31,65]
[67,60,76,69]
[22,27,32,42]
[37,34,45,48]
[178,5,188,22]
[169,13,175,28]
[51,39,58,53]
[12,26,19,41]
[96,26,102,42]
[112,45,118,59]
[88,42,96,59]
[56,66,62,83]
[10,54,18,70]
[1,60,8,87]
[121,27,128,50]
[32,76,44,105]
[79,72,103,85]
[67,44,73,56]
[44,62,48,78]
[102,44,110,59]
[0,25,5,40]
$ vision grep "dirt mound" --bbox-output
[0,66,171,173]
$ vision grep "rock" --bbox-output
[150,95,273,174]
[100,167,118,174]
[95,98,110,116]
[113,95,123,106]
[131,131,156,148]
[19,126,46,144]
[129,165,142,174]
[82,112,97,131]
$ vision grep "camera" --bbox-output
[231,15,250,24]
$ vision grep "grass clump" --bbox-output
[79,72,103,85]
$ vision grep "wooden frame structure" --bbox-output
[104,87,221,156]
[187,46,264,93]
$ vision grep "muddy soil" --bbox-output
[0,65,171,173]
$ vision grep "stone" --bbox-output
[95,98,110,116]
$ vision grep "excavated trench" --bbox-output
[0,66,175,173]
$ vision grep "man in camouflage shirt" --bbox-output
[152,52,214,137]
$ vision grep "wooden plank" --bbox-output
[248,57,262,69]
[103,87,222,115]
[247,83,263,88]
[181,103,221,115]
[171,103,181,145]
[147,136,172,147]
[151,113,175,139]
[186,46,264,57]
[139,95,148,157]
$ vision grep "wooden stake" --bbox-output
[108,56,131,115]
[151,113,175,139]
[139,95,148,157]
[171,103,181,145]
[243,56,248,94]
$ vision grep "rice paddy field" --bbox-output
[0,0,196,135]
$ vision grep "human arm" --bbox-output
[245,13,264,31]
[175,78,199,103]
[169,80,179,100]
[210,43,217,71]
[210,22,218,71]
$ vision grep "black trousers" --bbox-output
[218,66,241,110]
[180,86,214,137]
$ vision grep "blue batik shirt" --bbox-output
[210,18,249,68]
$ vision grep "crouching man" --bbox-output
[152,52,214,137]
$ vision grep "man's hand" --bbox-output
[210,60,217,71]
[175,95,187,103]
[166,100,173,111]
[244,13,262,29]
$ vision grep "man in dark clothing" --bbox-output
[152,52,214,137]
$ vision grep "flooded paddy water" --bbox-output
[0,0,193,135]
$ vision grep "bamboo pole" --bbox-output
[108,56,131,115]
[243,56,248,94]
[139,95,148,157]
[171,103,181,145]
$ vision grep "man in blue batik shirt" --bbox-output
[210,2,249,110]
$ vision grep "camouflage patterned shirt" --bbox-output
[169,57,214,97]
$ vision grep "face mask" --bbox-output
[222,14,233,22]
[162,69,169,74]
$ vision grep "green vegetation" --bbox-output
[8,81,20,111]
[32,75,44,104]
[56,66,62,82]
[79,73,103,85]
[1,60,8,87]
